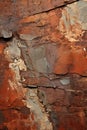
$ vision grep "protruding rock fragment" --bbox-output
[60,77,70,85]
[1,30,12,38]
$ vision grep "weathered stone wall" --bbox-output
[0,0,87,130]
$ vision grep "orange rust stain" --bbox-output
[0,42,37,129]
[54,46,87,75]
[0,42,24,106]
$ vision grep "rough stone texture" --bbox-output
[0,0,87,130]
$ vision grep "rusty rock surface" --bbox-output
[0,0,87,130]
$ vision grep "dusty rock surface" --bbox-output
[0,0,87,130]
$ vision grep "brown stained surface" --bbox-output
[0,0,87,130]
[0,0,77,18]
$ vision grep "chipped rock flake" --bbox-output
[1,30,12,38]
[60,77,70,85]
[9,59,26,82]
[14,58,27,71]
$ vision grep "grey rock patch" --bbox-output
[29,46,49,73]
[60,77,70,85]
[20,34,39,41]
[1,30,12,38]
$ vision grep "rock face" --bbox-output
[0,0,87,130]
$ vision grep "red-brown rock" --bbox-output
[0,0,87,130]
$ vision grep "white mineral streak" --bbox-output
[26,89,53,130]
[4,38,27,91]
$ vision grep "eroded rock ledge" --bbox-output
[0,0,87,130]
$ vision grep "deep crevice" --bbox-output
[0,36,13,43]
